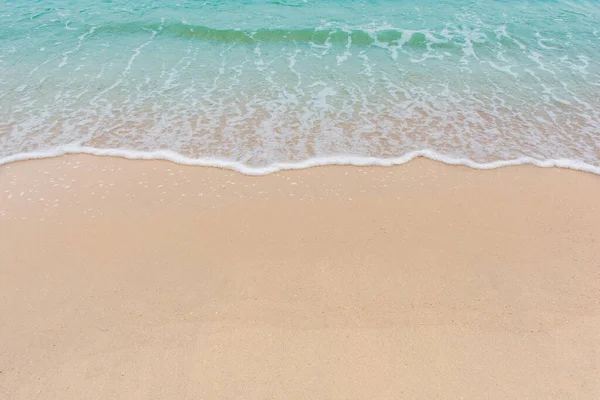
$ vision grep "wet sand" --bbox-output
[1,155,599,399]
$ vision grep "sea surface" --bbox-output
[1,0,599,174]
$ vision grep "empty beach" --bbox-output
[1,155,599,399]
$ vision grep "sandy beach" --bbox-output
[1,155,599,399]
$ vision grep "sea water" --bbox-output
[1,0,599,174]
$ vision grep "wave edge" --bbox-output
[1,146,600,176]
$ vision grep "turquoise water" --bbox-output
[1,0,599,173]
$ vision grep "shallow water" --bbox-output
[1,0,599,173]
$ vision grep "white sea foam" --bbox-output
[2,146,599,176]
[1,0,599,176]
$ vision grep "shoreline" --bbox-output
[2,147,600,176]
[1,155,600,399]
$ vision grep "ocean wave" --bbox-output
[86,23,467,49]
[2,146,599,176]
[1,0,598,173]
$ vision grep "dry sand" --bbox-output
[1,155,599,399]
